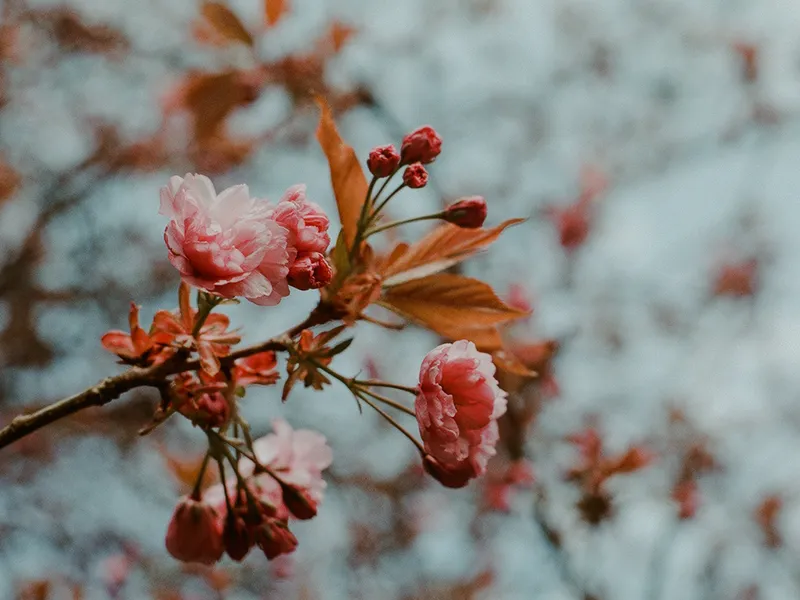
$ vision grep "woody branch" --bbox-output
[0,310,327,451]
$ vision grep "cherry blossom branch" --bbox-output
[0,308,331,452]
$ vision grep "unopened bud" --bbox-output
[443,196,487,229]
[400,126,442,165]
[367,144,400,178]
[402,163,428,189]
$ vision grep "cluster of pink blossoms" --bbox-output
[151,123,510,565]
[166,419,332,564]
[160,175,332,306]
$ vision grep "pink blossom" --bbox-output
[270,185,330,254]
[415,341,507,488]
[160,173,293,306]
[164,495,224,564]
[243,419,332,505]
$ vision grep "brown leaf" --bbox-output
[264,0,289,27]
[380,219,525,286]
[200,2,254,47]
[315,98,368,249]
[183,71,259,141]
[380,274,528,347]
[324,21,356,54]
[160,447,216,493]
[492,349,537,377]
[45,9,129,55]
[0,158,20,204]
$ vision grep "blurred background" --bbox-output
[2,0,800,598]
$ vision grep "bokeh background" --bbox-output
[2,0,800,598]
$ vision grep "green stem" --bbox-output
[364,213,443,238]
[358,392,425,453]
[191,451,212,500]
[216,456,234,514]
[373,167,400,206]
[306,359,423,450]
[358,387,416,416]
[367,183,407,226]
[349,175,380,262]
[192,294,221,337]
[357,380,419,395]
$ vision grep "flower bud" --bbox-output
[400,126,442,165]
[280,482,318,520]
[223,513,252,562]
[443,196,487,229]
[422,455,472,489]
[254,518,299,560]
[165,496,224,564]
[367,144,400,178]
[288,252,333,290]
[402,163,428,189]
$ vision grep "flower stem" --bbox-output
[357,380,419,395]
[364,213,443,238]
[191,451,211,500]
[372,167,400,207]
[357,392,425,453]
[357,387,416,416]
[367,183,406,225]
[192,293,222,337]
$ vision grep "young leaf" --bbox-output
[200,2,254,47]
[315,98,368,249]
[264,0,289,27]
[380,273,529,349]
[380,219,525,287]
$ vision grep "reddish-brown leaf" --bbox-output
[200,2,254,47]
[380,219,525,286]
[315,98,368,248]
[380,273,528,347]
[160,447,216,493]
[325,21,356,54]
[264,0,289,27]
[182,71,259,141]
[0,158,20,204]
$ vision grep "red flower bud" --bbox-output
[366,144,400,178]
[254,518,298,560]
[400,126,442,165]
[288,252,333,291]
[280,482,318,520]
[402,163,428,189]
[422,455,472,489]
[443,196,487,229]
[165,496,224,565]
[223,513,252,562]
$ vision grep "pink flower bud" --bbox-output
[403,163,428,189]
[165,496,224,565]
[288,252,333,290]
[400,126,442,165]
[443,196,487,229]
[367,144,400,178]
